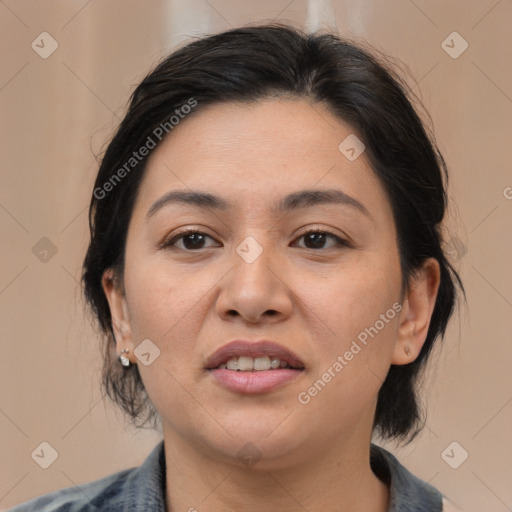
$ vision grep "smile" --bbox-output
[216,355,301,371]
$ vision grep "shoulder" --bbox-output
[8,468,135,512]
[371,445,468,512]
[371,443,444,511]
[8,441,166,512]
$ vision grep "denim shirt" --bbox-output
[10,441,446,511]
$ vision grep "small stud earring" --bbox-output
[404,345,411,356]
[120,349,131,367]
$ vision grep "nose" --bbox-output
[216,244,293,325]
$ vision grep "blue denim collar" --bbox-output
[371,443,443,511]
[11,441,443,511]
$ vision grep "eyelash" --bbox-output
[160,227,351,252]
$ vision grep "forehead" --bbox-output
[132,98,392,220]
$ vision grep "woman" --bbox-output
[12,24,464,511]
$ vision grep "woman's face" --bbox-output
[105,98,418,468]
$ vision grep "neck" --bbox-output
[163,424,389,512]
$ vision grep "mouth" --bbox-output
[205,340,305,394]
[205,340,305,371]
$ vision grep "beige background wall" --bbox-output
[1,1,511,510]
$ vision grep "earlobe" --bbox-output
[392,258,441,365]
[101,268,135,362]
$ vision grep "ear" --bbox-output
[392,258,441,365]
[101,268,135,364]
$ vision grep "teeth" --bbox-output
[226,359,238,370]
[238,356,253,371]
[220,356,292,371]
[254,356,271,371]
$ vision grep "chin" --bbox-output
[202,423,311,471]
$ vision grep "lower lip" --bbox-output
[208,368,304,394]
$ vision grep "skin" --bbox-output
[103,97,440,512]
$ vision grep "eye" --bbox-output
[161,229,221,251]
[161,228,350,252]
[292,229,349,250]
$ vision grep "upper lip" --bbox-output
[205,340,305,369]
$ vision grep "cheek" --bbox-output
[124,254,212,340]
[122,260,210,426]
[301,255,401,351]
[293,282,401,439]
[121,258,199,392]
[293,255,402,411]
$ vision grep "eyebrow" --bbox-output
[146,188,370,221]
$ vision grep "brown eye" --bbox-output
[162,230,220,251]
[293,230,349,250]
